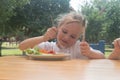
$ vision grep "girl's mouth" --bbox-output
[61,40,68,44]
[56,40,67,49]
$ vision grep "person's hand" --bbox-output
[80,41,91,56]
[43,27,57,41]
[113,38,120,53]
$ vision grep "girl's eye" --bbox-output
[62,29,67,34]
[70,35,76,39]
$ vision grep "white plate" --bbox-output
[26,53,70,60]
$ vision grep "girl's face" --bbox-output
[57,22,84,48]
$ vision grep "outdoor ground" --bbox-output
[1,42,22,56]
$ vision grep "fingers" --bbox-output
[52,27,58,33]
[113,38,120,54]
[44,27,58,41]
[80,41,89,47]
[114,38,120,49]
[80,41,90,56]
[47,27,57,32]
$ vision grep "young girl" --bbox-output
[108,38,120,59]
[19,12,105,59]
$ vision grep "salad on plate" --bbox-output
[24,47,70,60]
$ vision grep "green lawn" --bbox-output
[1,42,113,57]
[1,42,22,56]
[104,45,113,58]
[2,48,22,56]
[105,50,112,58]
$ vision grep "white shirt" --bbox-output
[38,40,101,59]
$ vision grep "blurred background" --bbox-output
[0,0,120,57]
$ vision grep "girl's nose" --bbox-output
[64,35,70,40]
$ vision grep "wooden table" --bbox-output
[0,56,120,80]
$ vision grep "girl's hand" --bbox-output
[43,27,57,41]
[113,38,120,53]
[80,41,91,56]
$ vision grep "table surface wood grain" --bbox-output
[0,56,120,80]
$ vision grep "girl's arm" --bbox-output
[80,41,105,59]
[108,50,120,60]
[19,27,57,51]
[19,36,46,50]
[87,49,105,59]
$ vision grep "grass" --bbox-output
[1,42,113,57]
[104,45,113,58]
[105,49,112,58]
[1,42,22,56]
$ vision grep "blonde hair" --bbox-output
[54,11,87,28]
